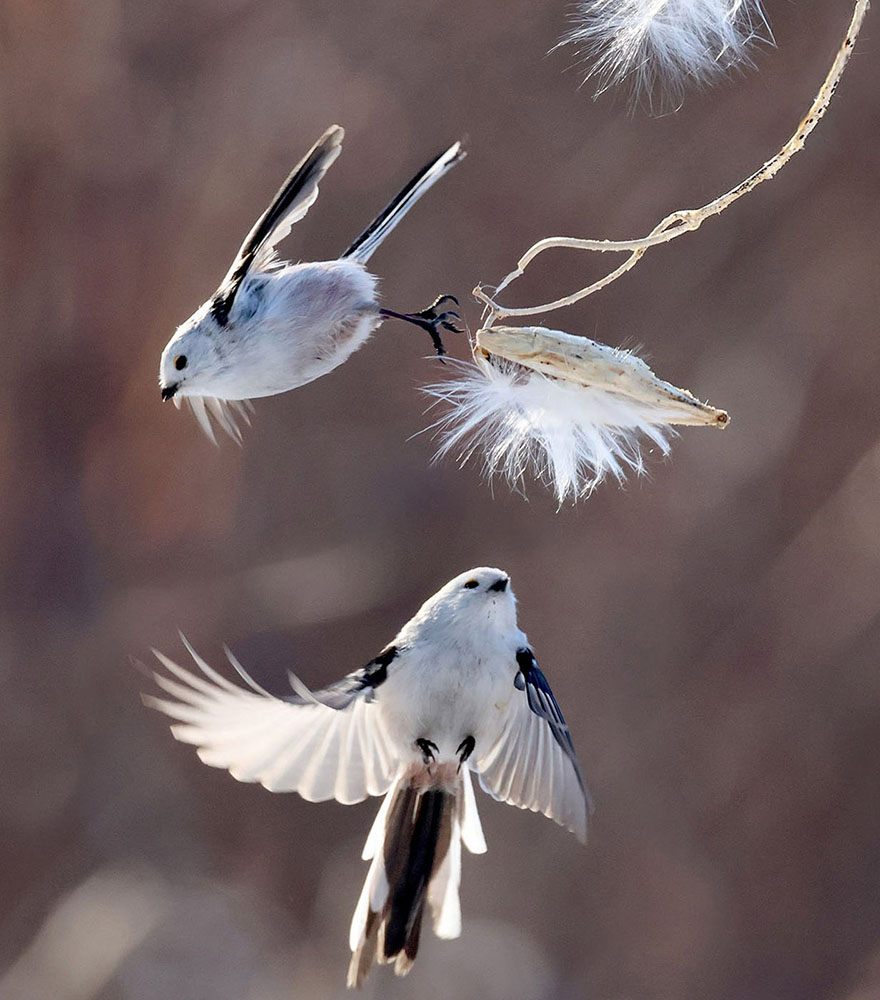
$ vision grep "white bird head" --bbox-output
[158,309,256,442]
[158,306,226,404]
[405,567,519,643]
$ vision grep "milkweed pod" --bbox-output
[424,324,728,504]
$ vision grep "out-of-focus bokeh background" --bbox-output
[2,1,879,997]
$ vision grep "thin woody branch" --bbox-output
[474,0,869,326]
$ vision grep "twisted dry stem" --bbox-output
[474,0,870,327]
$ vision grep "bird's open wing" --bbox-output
[142,637,397,804]
[472,647,592,843]
[211,124,345,325]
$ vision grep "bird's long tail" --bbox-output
[341,141,465,265]
[347,763,486,988]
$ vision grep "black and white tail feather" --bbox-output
[342,142,464,265]
[347,765,487,987]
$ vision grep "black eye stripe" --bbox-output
[463,579,479,589]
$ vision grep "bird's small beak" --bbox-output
[489,576,509,593]
[161,383,179,402]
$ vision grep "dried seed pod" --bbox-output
[424,325,728,504]
[477,326,729,429]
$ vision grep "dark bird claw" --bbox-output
[436,311,463,331]
[379,293,465,358]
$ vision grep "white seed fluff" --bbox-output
[424,354,675,504]
[557,0,771,106]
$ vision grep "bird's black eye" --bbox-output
[174,355,188,371]
[463,579,479,589]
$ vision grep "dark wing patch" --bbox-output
[286,645,398,710]
[211,125,344,325]
[515,647,586,794]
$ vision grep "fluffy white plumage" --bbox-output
[159,125,465,441]
[557,0,771,106]
[143,568,591,987]
[424,326,728,504]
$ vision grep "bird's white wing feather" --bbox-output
[210,126,345,325]
[235,124,344,273]
[473,659,591,843]
[143,643,395,804]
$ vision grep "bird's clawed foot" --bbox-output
[456,735,475,771]
[416,738,439,765]
[380,295,464,359]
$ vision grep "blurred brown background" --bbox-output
[2,1,879,998]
